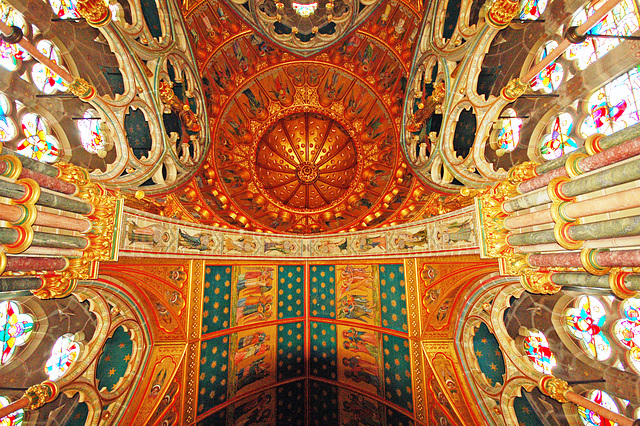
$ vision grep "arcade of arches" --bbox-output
[0,0,640,424]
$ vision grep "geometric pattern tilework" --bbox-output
[309,379,339,426]
[202,265,232,334]
[379,263,408,333]
[197,335,229,415]
[309,264,335,319]
[277,265,304,319]
[95,326,133,392]
[276,380,305,426]
[472,322,506,387]
[382,334,413,412]
[277,322,304,380]
[514,392,540,426]
[309,321,337,380]
[386,405,415,426]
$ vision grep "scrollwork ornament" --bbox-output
[520,271,561,294]
[539,375,571,403]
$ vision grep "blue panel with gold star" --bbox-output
[65,401,88,426]
[309,380,338,426]
[277,380,305,426]
[310,321,337,380]
[95,326,133,392]
[309,265,336,319]
[197,407,225,426]
[277,265,304,319]
[514,392,541,426]
[277,322,304,380]
[386,406,415,426]
[197,335,230,415]
[379,264,408,333]
[202,265,232,335]
[472,322,506,387]
[382,334,413,412]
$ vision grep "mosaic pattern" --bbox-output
[310,321,337,381]
[382,334,413,412]
[277,322,304,380]
[277,265,304,319]
[202,265,232,334]
[197,335,229,415]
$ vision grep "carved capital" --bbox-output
[24,381,57,410]
[68,77,96,102]
[520,271,561,294]
[76,0,112,27]
[500,77,528,102]
[539,375,571,403]
[487,0,520,28]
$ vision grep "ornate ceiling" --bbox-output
[166,0,471,234]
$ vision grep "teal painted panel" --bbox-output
[310,321,337,380]
[277,380,305,426]
[277,322,304,380]
[472,322,506,386]
[379,264,408,333]
[95,326,133,392]
[386,406,415,426]
[197,335,230,415]
[278,265,304,319]
[310,265,336,319]
[202,265,232,334]
[309,380,338,426]
[64,402,88,426]
[514,392,541,426]
[382,334,413,412]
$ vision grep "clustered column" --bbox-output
[0,145,121,298]
[476,123,640,424]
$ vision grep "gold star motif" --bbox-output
[108,368,116,376]
[476,350,483,358]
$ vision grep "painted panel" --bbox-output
[202,265,232,334]
[277,265,304,319]
[277,322,304,380]
[382,334,413,412]
[197,335,229,415]
[310,321,337,381]
[229,326,277,398]
[310,265,336,319]
[337,324,383,396]
[231,266,277,326]
[379,264,408,333]
[276,380,305,426]
[309,380,338,426]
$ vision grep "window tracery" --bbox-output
[519,0,548,20]
[0,301,34,365]
[565,295,611,361]
[531,41,564,94]
[578,389,619,426]
[491,108,522,155]
[45,333,82,380]
[46,0,81,20]
[521,328,557,374]
[77,109,105,154]
[0,396,23,425]
[18,112,61,163]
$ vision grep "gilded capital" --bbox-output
[24,381,57,410]
[487,0,520,28]
[76,0,112,27]
[68,77,96,102]
[500,77,528,102]
[520,271,561,294]
[539,375,571,403]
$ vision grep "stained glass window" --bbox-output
[46,0,81,19]
[581,66,640,137]
[578,389,619,426]
[77,109,104,153]
[0,301,34,365]
[523,329,557,374]
[18,113,61,163]
[565,296,612,361]
[45,334,81,380]
[614,298,640,372]
[0,94,17,142]
[565,0,640,70]
[31,40,68,94]
[0,396,23,425]
[519,0,548,20]
[495,109,522,154]
[0,3,30,72]
[540,112,578,160]
[531,41,564,93]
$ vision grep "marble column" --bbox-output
[551,272,640,291]
[0,277,42,292]
[0,159,76,195]
[529,250,640,268]
[4,256,67,272]
[0,179,92,215]
[0,228,89,250]
[0,204,92,233]
[1,147,59,178]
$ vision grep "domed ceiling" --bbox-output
[170,0,469,234]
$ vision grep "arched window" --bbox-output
[531,41,564,94]
[18,112,61,163]
[580,65,640,137]
[0,301,35,365]
[613,298,640,372]
[46,0,82,19]
[565,296,611,361]
[521,328,557,374]
[565,0,640,70]
[540,112,579,160]
[31,40,68,95]
[519,0,548,20]
[0,3,30,72]
[77,109,105,154]
[45,333,82,380]
[491,108,523,155]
